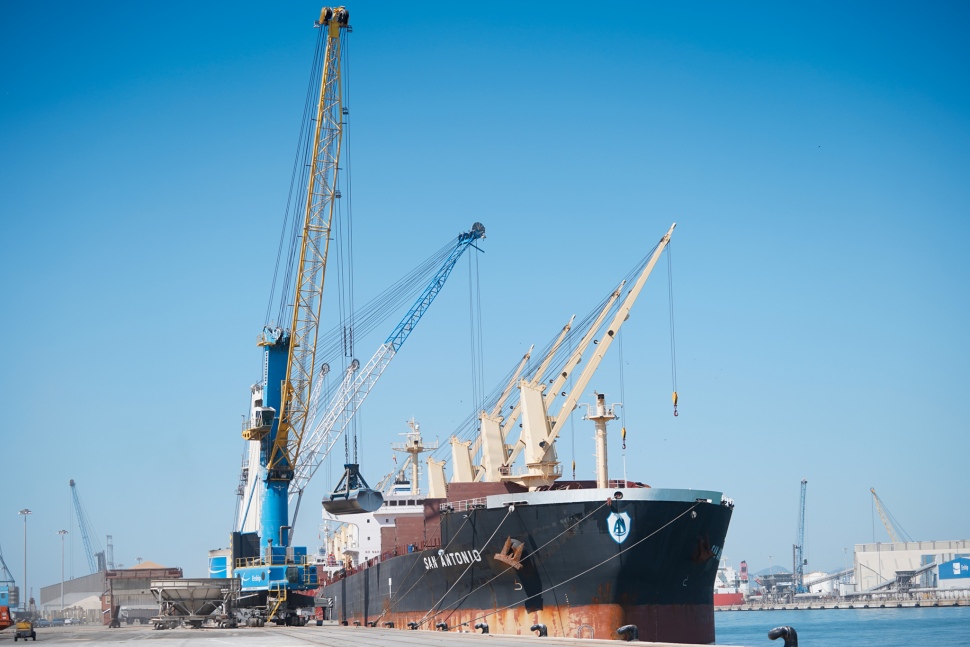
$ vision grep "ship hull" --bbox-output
[318,488,733,643]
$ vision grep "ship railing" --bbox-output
[439,497,487,513]
[503,463,564,478]
[319,538,442,586]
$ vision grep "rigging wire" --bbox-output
[618,327,627,484]
[265,28,327,327]
[427,242,664,465]
[667,243,679,416]
[468,251,486,419]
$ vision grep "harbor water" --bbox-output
[715,606,970,646]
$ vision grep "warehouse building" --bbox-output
[854,540,970,590]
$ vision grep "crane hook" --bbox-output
[672,391,679,417]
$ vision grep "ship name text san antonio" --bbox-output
[423,549,483,570]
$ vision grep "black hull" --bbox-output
[318,491,733,643]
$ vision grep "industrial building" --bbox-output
[853,540,970,591]
[38,561,181,624]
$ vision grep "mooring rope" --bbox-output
[378,508,479,620]
[416,504,513,627]
[456,501,702,631]
[434,498,613,627]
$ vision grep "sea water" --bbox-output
[714,606,970,647]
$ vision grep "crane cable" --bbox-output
[468,250,485,418]
[266,27,328,328]
[667,244,678,417]
[619,328,627,454]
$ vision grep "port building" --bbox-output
[854,540,970,591]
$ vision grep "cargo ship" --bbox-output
[713,560,748,606]
[314,225,736,643]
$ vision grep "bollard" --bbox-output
[436,622,449,631]
[768,626,798,647]
[408,622,419,630]
[366,621,376,627]
[475,622,489,634]
[384,622,395,628]
[617,624,639,641]
[530,623,548,637]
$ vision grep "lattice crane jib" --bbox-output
[270,7,350,475]
[288,224,485,524]
[70,479,105,574]
[794,478,807,592]
[870,487,911,543]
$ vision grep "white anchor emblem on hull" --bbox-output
[607,511,631,544]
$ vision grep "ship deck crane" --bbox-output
[447,224,675,488]
[233,6,349,622]
[70,479,106,574]
[870,487,913,543]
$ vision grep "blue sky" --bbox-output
[2,1,968,596]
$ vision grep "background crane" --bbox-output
[870,487,913,543]
[0,541,18,608]
[793,478,807,593]
[70,479,106,574]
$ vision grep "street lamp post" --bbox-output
[18,509,32,613]
[58,530,69,614]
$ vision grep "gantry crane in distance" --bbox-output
[794,478,807,594]
[292,222,485,523]
[0,541,18,609]
[870,487,913,543]
[70,479,106,574]
[233,6,349,625]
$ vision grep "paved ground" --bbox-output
[0,624,743,646]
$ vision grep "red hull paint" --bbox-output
[342,602,716,643]
[713,592,744,606]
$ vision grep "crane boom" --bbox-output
[794,478,807,593]
[870,487,911,543]
[491,224,675,488]
[288,223,485,523]
[69,479,106,574]
[268,6,349,475]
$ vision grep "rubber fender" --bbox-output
[617,624,639,641]
[530,623,548,637]
[768,626,798,647]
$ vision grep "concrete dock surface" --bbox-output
[0,623,745,646]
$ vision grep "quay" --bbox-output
[0,623,743,647]
[717,597,970,611]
